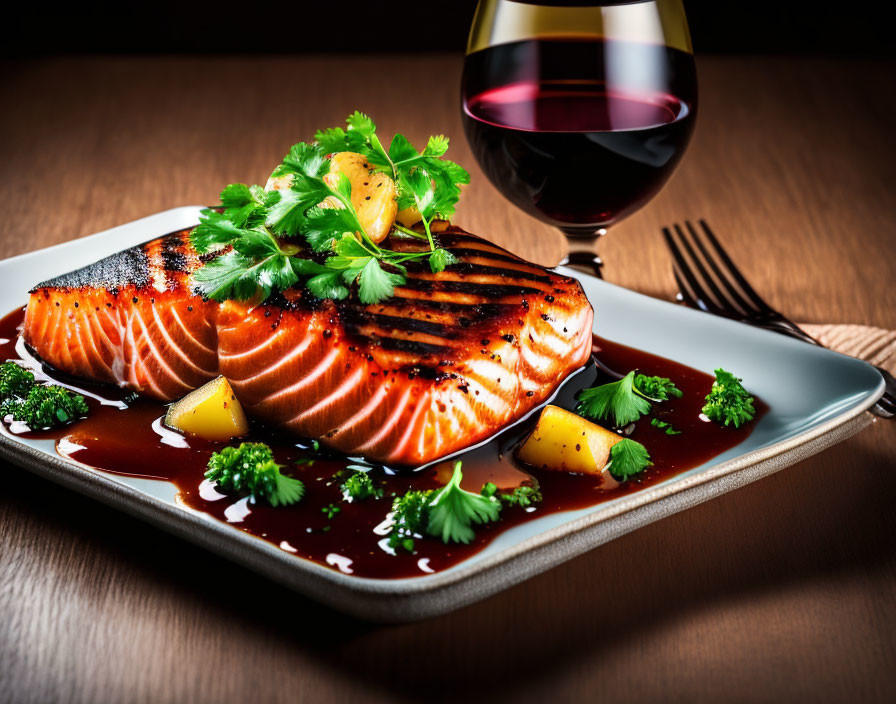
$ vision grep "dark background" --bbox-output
[4,1,892,56]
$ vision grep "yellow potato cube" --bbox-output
[164,376,249,442]
[323,152,398,244]
[516,405,622,485]
[265,151,399,244]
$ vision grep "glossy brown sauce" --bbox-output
[0,307,766,579]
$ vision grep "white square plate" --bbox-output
[0,208,884,621]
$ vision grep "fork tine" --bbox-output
[698,220,775,314]
[683,221,756,316]
[662,227,728,316]
[672,268,699,307]
[674,223,745,316]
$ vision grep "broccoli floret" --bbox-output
[702,368,755,428]
[3,384,89,429]
[0,362,35,399]
[205,442,304,507]
[340,470,384,502]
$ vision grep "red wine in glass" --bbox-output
[462,34,697,274]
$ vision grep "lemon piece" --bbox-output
[164,376,249,442]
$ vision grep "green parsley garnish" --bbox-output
[650,418,682,435]
[0,361,34,398]
[0,363,89,429]
[322,503,341,519]
[387,489,433,553]
[577,370,684,428]
[2,385,90,428]
[576,370,652,427]
[205,442,305,507]
[481,482,543,508]
[607,439,653,481]
[190,111,469,305]
[426,461,502,545]
[702,368,756,428]
[386,461,505,553]
[635,374,682,401]
[317,112,468,265]
[340,469,384,502]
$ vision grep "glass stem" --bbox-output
[559,229,606,279]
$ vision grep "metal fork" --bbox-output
[662,220,895,418]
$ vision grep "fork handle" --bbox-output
[756,318,822,346]
[757,320,896,418]
[874,370,896,418]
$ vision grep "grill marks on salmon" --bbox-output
[23,226,594,465]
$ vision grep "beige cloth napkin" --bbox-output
[800,324,896,375]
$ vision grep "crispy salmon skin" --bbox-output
[23,226,593,465]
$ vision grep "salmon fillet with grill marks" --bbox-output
[23,225,593,465]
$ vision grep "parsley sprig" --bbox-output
[650,418,682,435]
[481,482,543,508]
[577,371,651,427]
[576,370,682,427]
[190,112,469,305]
[607,439,653,481]
[317,111,469,272]
[635,374,683,401]
[426,461,502,545]
[386,461,503,552]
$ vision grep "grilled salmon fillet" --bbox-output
[23,226,593,465]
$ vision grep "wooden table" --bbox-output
[1,54,894,703]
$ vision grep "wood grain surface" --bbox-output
[1,54,894,703]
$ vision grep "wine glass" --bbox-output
[461,0,697,278]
